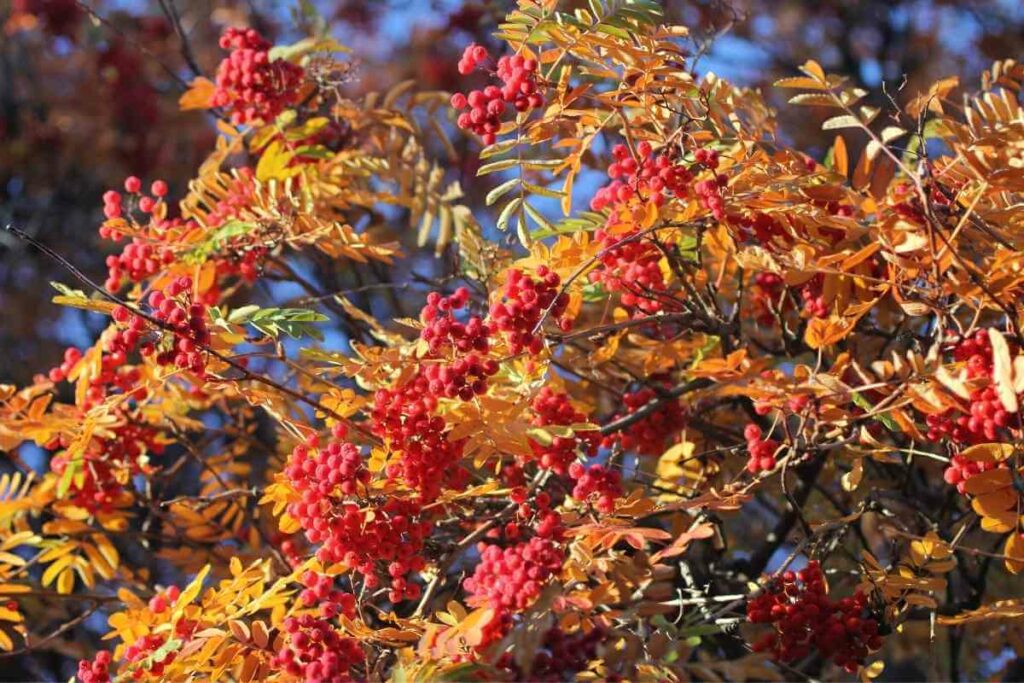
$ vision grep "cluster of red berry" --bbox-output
[489,266,569,354]
[419,288,498,399]
[298,570,358,620]
[590,142,694,212]
[601,386,686,456]
[100,178,175,292]
[588,229,669,315]
[49,421,162,512]
[799,275,829,319]
[421,287,490,355]
[509,489,564,540]
[123,633,178,679]
[694,173,728,221]
[943,453,999,493]
[422,357,497,402]
[568,462,622,513]
[527,388,598,474]
[109,277,211,377]
[104,239,174,293]
[451,44,544,145]
[212,28,305,125]
[284,489,429,601]
[696,148,729,220]
[464,536,565,611]
[101,176,169,222]
[147,585,180,614]
[271,615,363,682]
[285,426,370,501]
[747,561,883,672]
[76,650,113,683]
[289,273,573,598]
[736,212,788,247]
[48,347,147,409]
[953,330,995,378]
[744,423,779,474]
[371,374,468,500]
[45,341,164,512]
[925,330,1018,445]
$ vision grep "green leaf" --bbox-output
[496,197,522,233]
[184,220,256,264]
[150,637,183,665]
[523,181,566,199]
[479,139,519,159]
[595,22,630,39]
[520,159,562,170]
[268,36,349,63]
[850,391,900,432]
[523,202,555,233]
[477,159,519,176]
[227,306,328,341]
[57,459,76,497]
[582,282,607,302]
[486,178,521,206]
[226,305,262,324]
[50,281,88,298]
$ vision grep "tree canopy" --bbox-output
[1,0,1024,681]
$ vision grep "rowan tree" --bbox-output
[1,1,1024,681]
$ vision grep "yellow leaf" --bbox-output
[1004,533,1024,574]
[57,567,75,594]
[255,140,300,182]
[799,60,827,82]
[961,442,1015,463]
[0,607,21,622]
[175,565,210,610]
[41,554,73,587]
[93,534,120,573]
[51,295,117,315]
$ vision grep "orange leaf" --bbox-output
[179,77,216,110]
[971,487,1018,517]
[651,523,715,562]
[832,135,848,177]
[961,467,1011,495]
[805,317,852,349]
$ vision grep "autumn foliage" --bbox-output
[3,0,1024,680]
